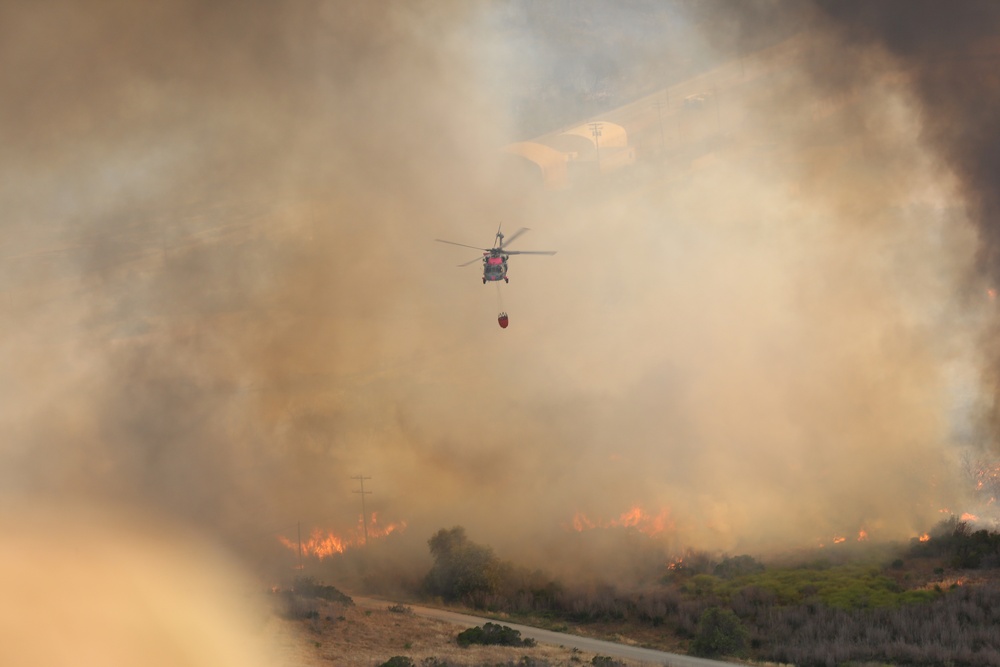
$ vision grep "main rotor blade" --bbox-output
[436,238,487,251]
[504,250,556,256]
[457,255,483,267]
[499,227,530,249]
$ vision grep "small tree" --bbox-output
[425,527,501,602]
[691,607,748,657]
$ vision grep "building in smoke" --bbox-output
[502,141,571,190]
[502,120,635,189]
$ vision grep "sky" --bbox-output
[2,0,1000,593]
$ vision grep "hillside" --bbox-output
[266,596,661,667]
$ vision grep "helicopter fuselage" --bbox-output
[483,253,509,283]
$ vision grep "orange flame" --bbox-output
[919,533,931,542]
[857,529,868,542]
[279,513,407,561]
[832,536,846,544]
[279,530,347,559]
[960,512,979,522]
[568,505,673,536]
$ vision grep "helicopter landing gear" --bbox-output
[483,277,487,284]
[504,277,509,283]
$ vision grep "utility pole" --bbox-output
[351,475,372,544]
[588,122,603,172]
[296,521,303,570]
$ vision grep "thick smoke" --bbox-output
[810,0,1000,440]
[1,0,997,596]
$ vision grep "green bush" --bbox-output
[379,657,415,667]
[456,622,537,648]
[691,607,748,657]
[591,656,625,666]
[708,563,925,609]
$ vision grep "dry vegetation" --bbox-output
[264,598,655,667]
[313,521,1000,666]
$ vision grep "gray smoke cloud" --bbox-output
[809,0,1000,439]
[2,0,997,590]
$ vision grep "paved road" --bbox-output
[352,596,739,667]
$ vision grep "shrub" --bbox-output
[691,607,748,657]
[456,622,537,648]
[713,554,765,579]
[388,604,413,614]
[907,519,1000,570]
[276,590,319,621]
[379,657,415,667]
[684,574,721,598]
[292,576,353,604]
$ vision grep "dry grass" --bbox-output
[264,598,657,667]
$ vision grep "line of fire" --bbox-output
[277,457,999,567]
[279,512,407,562]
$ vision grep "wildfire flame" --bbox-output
[820,529,869,547]
[960,512,979,522]
[971,462,1000,497]
[568,505,673,536]
[919,533,931,542]
[279,512,407,560]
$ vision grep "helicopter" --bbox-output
[435,225,556,284]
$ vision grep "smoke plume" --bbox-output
[2,0,998,595]
[810,0,1000,437]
